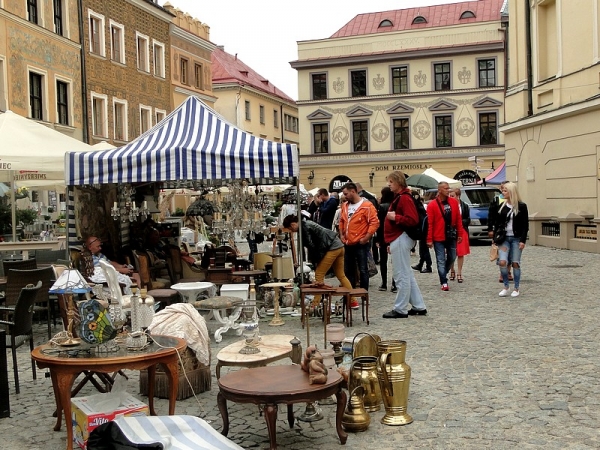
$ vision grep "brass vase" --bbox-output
[342,386,371,432]
[348,356,382,412]
[377,340,413,426]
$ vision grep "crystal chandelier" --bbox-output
[111,184,149,222]
[211,180,272,241]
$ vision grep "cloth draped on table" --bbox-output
[147,303,210,366]
[88,415,243,450]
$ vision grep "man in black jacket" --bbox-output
[314,188,338,231]
[283,214,353,293]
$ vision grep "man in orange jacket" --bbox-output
[426,181,464,291]
[339,182,379,308]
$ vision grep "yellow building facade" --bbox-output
[292,0,506,192]
[0,0,84,140]
[211,47,299,145]
[502,0,600,252]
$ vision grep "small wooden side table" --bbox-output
[215,334,299,379]
[218,365,347,450]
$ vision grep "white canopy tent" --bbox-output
[422,167,462,188]
[0,110,93,240]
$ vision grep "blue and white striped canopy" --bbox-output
[65,96,299,185]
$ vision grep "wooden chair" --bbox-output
[5,267,56,339]
[0,281,42,394]
[164,244,203,284]
[132,251,179,308]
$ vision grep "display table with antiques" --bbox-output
[31,335,186,450]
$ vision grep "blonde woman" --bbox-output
[491,182,529,297]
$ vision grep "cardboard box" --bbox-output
[71,394,149,450]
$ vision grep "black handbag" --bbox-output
[493,227,507,245]
[437,200,457,242]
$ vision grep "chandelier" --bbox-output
[111,184,149,222]
[211,180,273,241]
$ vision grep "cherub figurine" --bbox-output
[301,345,328,384]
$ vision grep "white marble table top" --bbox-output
[217,334,295,364]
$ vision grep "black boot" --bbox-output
[411,264,422,271]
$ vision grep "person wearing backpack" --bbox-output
[410,190,433,274]
[382,171,427,318]
[426,181,464,291]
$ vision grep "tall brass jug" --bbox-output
[348,356,382,412]
[377,340,413,426]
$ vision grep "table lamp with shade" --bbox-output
[49,269,92,346]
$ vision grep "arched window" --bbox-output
[378,19,393,28]
[412,16,427,24]
[460,10,476,19]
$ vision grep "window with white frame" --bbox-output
[313,123,329,154]
[91,92,108,137]
[352,120,369,151]
[284,114,298,133]
[136,32,150,72]
[479,112,498,145]
[88,10,105,56]
[29,70,45,120]
[392,118,410,149]
[56,78,70,125]
[0,57,7,112]
[152,40,165,78]
[53,0,64,36]
[245,100,251,121]
[155,108,166,125]
[110,21,125,64]
[139,105,152,134]
[113,99,127,141]
[27,0,39,25]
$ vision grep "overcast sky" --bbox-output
[162,0,467,100]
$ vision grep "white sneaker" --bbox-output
[499,289,510,297]
[511,289,520,298]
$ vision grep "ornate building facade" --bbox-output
[164,4,216,109]
[292,0,506,192]
[0,0,84,139]
[81,0,173,145]
[501,0,600,252]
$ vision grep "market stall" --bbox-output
[64,96,299,256]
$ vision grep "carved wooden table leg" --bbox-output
[50,370,62,431]
[264,403,279,449]
[287,403,294,428]
[335,388,348,445]
[55,371,79,450]
[162,360,179,415]
[147,364,157,415]
[217,392,229,436]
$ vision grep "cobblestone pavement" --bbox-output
[2,243,600,449]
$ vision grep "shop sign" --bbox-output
[329,175,352,193]
[454,169,480,186]
[0,159,13,170]
[13,171,47,181]
[373,164,432,172]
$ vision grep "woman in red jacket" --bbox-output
[426,182,464,291]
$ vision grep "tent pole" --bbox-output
[295,177,306,341]
[10,170,16,242]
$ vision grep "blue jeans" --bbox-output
[498,236,522,289]
[344,242,370,290]
[433,239,457,285]
[390,234,426,314]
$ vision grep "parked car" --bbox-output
[423,185,501,241]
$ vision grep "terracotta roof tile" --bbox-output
[331,0,504,38]
[211,47,294,102]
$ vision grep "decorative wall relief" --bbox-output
[332,126,349,145]
[458,66,471,84]
[413,121,431,140]
[333,77,345,94]
[371,123,389,142]
[372,74,385,91]
[414,70,427,88]
[456,117,475,137]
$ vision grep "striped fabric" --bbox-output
[65,96,299,186]
[112,415,243,450]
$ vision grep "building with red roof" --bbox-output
[211,46,298,146]
[291,0,506,192]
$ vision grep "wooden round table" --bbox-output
[31,335,186,450]
[217,365,347,450]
